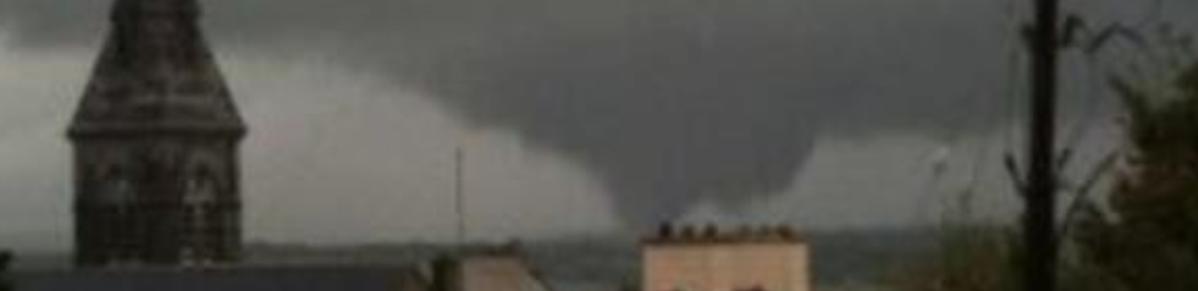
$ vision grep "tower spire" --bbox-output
[70,0,243,139]
[70,0,246,268]
[110,0,200,21]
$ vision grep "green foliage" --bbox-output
[886,192,1019,291]
[893,226,1017,291]
[886,21,1197,291]
[1068,60,1198,291]
[0,250,11,291]
[886,61,1197,290]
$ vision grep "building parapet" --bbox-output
[642,223,804,245]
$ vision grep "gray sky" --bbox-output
[0,0,1194,251]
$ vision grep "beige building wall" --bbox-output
[643,241,810,291]
[458,255,548,291]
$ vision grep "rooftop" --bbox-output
[12,265,427,291]
[642,223,805,245]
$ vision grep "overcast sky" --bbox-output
[0,0,1194,251]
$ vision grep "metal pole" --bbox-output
[455,146,466,248]
[1024,0,1060,290]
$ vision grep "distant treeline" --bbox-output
[8,227,939,287]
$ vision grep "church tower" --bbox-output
[68,0,246,267]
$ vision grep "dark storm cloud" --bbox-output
[0,0,1022,226]
[3,0,1186,226]
[372,0,1014,225]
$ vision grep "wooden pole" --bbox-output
[1024,0,1060,290]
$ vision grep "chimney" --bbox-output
[776,225,796,240]
[680,225,697,239]
[657,223,674,240]
[702,224,719,240]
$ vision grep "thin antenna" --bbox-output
[454,146,466,248]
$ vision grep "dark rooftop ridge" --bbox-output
[642,223,805,245]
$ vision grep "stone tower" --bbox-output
[68,0,245,267]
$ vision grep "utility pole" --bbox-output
[1025,0,1060,291]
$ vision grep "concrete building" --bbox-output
[641,225,811,291]
[67,0,247,267]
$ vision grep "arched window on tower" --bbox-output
[100,167,134,205]
[183,165,218,258]
[183,168,217,205]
